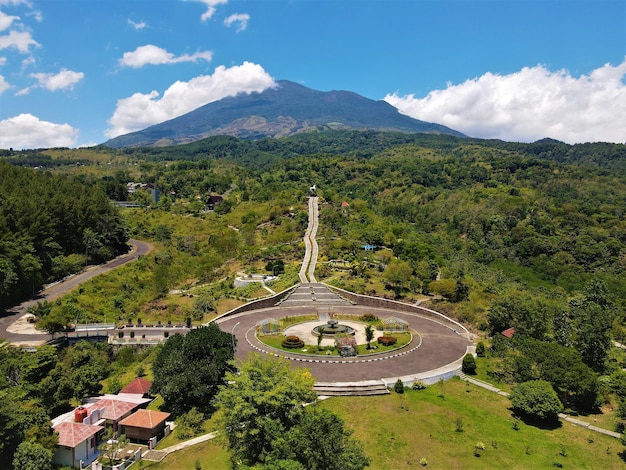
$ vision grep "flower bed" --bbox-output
[377,335,397,346]
[281,335,305,349]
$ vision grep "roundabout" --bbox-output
[217,300,471,386]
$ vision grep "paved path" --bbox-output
[299,196,318,283]
[0,239,151,345]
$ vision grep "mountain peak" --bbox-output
[104,81,464,148]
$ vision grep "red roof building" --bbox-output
[119,409,171,445]
[501,327,516,338]
[53,422,103,468]
[120,377,152,396]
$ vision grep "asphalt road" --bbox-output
[0,239,151,344]
[218,305,470,383]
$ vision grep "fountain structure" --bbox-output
[312,319,355,337]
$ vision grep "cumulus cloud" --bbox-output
[0,11,19,30]
[30,68,84,91]
[385,59,626,144]
[106,61,275,138]
[0,74,9,93]
[128,19,147,30]
[0,113,79,149]
[119,44,213,68]
[190,0,228,22]
[0,30,39,52]
[224,13,249,32]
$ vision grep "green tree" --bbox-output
[365,324,374,350]
[462,353,477,375]
[216,354,317,468]
[287,408,370,470]
[510,380,563,422]
[151,323,235,416]
[12,441,53,470]
[383,259,412,289]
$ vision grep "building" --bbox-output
[52,420,103,468]
[120,377,153,397]
[119,409,171,447]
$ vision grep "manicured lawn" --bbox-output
[320,377,624,470]
[141,439,230,469]
[137,377,625,469]
[258,332,411,356]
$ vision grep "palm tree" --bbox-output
[365,324,374,350]
[317,326,325,350]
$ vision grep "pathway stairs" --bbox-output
[314,380,390,396]
[278,283,353,308]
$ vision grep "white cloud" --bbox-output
[128,19,147,30]
[196,0,228,21]
[0,30,39,53]
[0,11,20,31]
[0,56,6,65]
[0,0,32,6]
[224,13,249,32]
[106,61,275,138]
[119,44,213,68]
[29,68,84,91]
[0,113,78,149]
[0,74,9,93]
[385,59,626,144]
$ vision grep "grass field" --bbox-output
[138,377,625,469]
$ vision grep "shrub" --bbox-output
[476,341,486,357]
[462,354,477,375]
[282,335,305,349]
[359,313,379,323]
[394,379,405,394]
[510,380,563,422]
[412,381,427,390]
[378,336,397,346]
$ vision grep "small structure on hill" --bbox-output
[119,409,171,447]
[257,318,281,335]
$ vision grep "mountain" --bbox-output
[104,80,465,148]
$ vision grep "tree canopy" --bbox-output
[151,323,235,416]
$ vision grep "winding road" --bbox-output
[0,239,151,345]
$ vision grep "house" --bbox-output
[205,194,223,211]
[119,409,171,447]
[501,327,516,339]
[120,377,153,397]
[84,398,139,435]
[52,421,103,468]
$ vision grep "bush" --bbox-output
[394,379,405,394]
[412,381,427,390]
[282,335,305,349]
[476,341,486,357]
[359,313,379,323]
[510,380,563,422]
[462,354,477,375]
[377,336,397,346]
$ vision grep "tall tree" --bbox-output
[151,323,235,416]
[216,354,317,468]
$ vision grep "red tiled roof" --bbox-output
[86,398,137,421]
[341,201,349,207]
[54,422,103,448]
[119,409,170,430]
[501,327,516,338]
[120,377,152,395]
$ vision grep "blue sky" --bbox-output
[0,0,624,149]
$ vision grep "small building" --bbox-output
[119,409,171,446]
[120,377,153,397]
[205,194,223,211]
[501,327,516,339]
[52,421,104,468]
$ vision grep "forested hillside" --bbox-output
[0,160,129,309]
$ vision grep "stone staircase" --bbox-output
[314,380,390,396]
[278,283,353,308]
